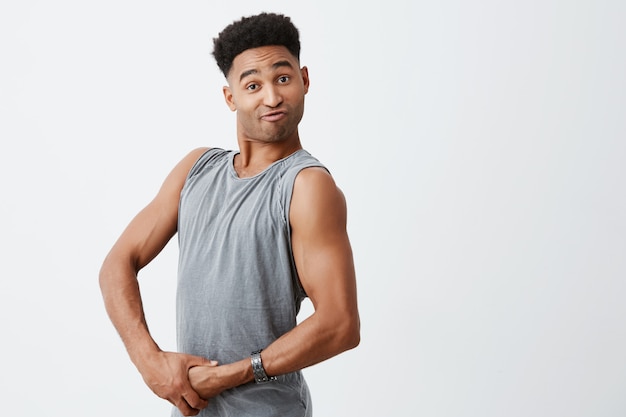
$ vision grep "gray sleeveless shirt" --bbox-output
[173,148,326,417]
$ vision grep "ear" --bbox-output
[223,85,236,111]
[300,66,310,94]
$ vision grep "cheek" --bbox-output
[236,103,258,124]
[237,101,254,117]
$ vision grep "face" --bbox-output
[223,45,309,145]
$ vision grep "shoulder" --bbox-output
[182,147,212,167]
[155,147,212,198]
[166,147,211,182]
[291,167,347,226]
[293,166,336,191]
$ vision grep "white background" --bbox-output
[1,1,625,416]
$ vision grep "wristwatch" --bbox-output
[250,349,277,383]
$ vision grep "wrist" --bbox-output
[250,349,277,384]
[128,342,162,371]
[213,359,255,391]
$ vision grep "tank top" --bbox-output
[173,147,326,417]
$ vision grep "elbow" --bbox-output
[338,313,361,352]
[315,306,361,355]
[98,252,138,300]
[98,257,112,292]
[348,316,361,350]
[99,254,120,292]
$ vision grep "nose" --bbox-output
[263,85,283,108]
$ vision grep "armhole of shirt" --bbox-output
[282,162,330,300]
[186,147,227,180]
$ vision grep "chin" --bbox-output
[260,128,292,143]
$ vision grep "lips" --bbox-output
[260,110,287,122]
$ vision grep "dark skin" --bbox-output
[99,147,216,416]
[99,45,360,415]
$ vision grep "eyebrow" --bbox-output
[239,60,295,82]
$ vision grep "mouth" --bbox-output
[260,110,287,122]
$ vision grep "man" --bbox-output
[99,12,360,417]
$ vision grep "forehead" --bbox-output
[228,45,299,81]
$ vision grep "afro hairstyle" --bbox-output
[212,12,301,78]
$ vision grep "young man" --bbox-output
[99,12,360,417]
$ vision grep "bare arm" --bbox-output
[189,167,360,396]
[99,147,215,416]
[266,167,361,368]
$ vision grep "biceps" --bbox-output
[289,168,357,310]
[111,200,178,270]
[293,232,357,311]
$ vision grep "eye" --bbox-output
[246,83,259,91]
[278,76,290,84]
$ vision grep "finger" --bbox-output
[183,391,208,413]
[187,390,209,409]
[175,403,198,416]
[175,397,201,417]
[185,354,218,367]
[198,357,219,366]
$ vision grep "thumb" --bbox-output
[202,357,219,366]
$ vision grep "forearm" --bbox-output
[262,309,360,377]
[101,254,214,414]
[99,254,161,366]
[203,308,359,393]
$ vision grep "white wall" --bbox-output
[1,1,625,416]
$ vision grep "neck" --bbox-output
[234,137,303,178]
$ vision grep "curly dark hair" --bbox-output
[213,12,301,78]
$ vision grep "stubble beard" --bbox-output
[245,103,305,144]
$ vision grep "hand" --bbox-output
[137,350,217,416]
[188,364,227,400]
